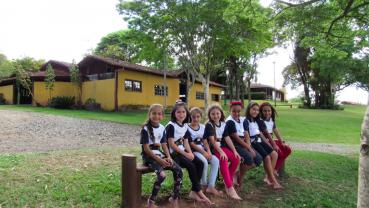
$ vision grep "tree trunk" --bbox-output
[294,40,311,107]
[247,79,251,103]
[358,106,369,207]
[16,83,20,105]
[204,74,210,111]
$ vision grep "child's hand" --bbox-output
[186,152,195,161]
[249,148,256,158]
[234,151,241,160]
[159,158,170,167]
[273,143,281,153]
[164,157,173,166]
[204,152,212,160]
[220,150,228,161]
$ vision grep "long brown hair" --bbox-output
[245,102,260,121]
[260,102,278,121]
[206,103,226,129]
[142,104,164,143]
[170,101,190,123]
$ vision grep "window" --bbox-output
[196,92,205,100]
[154,85,168,96]
[211,94,220,101]
[124,79,142,92]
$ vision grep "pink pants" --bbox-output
[275,139,292,171]
[214,147,240,188]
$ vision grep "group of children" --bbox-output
[140,101,292,207]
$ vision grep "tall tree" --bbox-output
[44,63,55,102]
[358,106,369,207]
[94,29,175,69]
[275,0,369,108]
[119,0,273,109]
[70,60,82,105]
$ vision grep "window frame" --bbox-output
[124,79,142,92]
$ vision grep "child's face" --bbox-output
[250,105,259,118]
[150,107,163,124]
[230,105,242,120]
[262,106,272,120]
[209,108,221,123]
[191,112,201,124]
[175,106,187,123]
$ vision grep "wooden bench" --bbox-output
[121,154,287,208]
[276,104,293,108]
[121,154,154,208]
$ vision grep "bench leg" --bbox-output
[121,154,140,208]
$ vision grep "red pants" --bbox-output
[274,139,292,171]
[214,147,240,188]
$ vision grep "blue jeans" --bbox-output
[193,151,219,188]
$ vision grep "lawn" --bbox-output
[0,103,367,144]
[0,148,358,208]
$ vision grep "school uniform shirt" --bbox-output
[140,124,166,158]
[203,122,229,149]
[225,116,246,144]
[187,124,206,151]
[244,118,267,142]
[262,119,276,134]
[166,121,191,153]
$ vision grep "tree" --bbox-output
[0,54,13,79]
[94,29,175,69]
[358,106,369,207]
[13,63,38,105]
[274,0,369,108]
[70,60,82,105]
[45,63,55,102]
[119,0,273,109]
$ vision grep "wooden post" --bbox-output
[121,154,140,208]
[278,162,286,177]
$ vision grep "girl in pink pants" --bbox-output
[203,104,242,200]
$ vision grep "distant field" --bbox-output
[0,103,367,144]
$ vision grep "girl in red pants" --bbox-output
[260,102,292,174]
[204,104,242,200]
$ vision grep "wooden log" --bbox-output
[121,154,139,208]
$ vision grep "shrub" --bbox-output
[0,93,6,105]
[244,92,267,100]
[49,96,75,109]
[84,98,101,111]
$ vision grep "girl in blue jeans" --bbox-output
[188,107,222,196]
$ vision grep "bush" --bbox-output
[298,104,344,110]
[0,93,6,105]
[85,98,101,111]
[245,92,267,100]
[49,96,75,109]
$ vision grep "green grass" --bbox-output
[0,103,367,145]
[0,148,358,208]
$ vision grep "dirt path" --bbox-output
[0,110,358,155]
[0,110,141,153]
[290,142,358,155]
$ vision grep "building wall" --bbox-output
[117,70,179,108]
[82,79,115,111]
[33,82,78,106]
[187,83,223,108]
[0,84,13,104]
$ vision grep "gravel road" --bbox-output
[0,110,358,155]
[0,110,141,153]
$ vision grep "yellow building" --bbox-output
[78,55,224,110]
[0,55,224,110]
[0,60,76,106]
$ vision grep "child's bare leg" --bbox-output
[238,164,253,189]
[263,155,283,189]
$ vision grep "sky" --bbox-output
[0,0,367,104]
